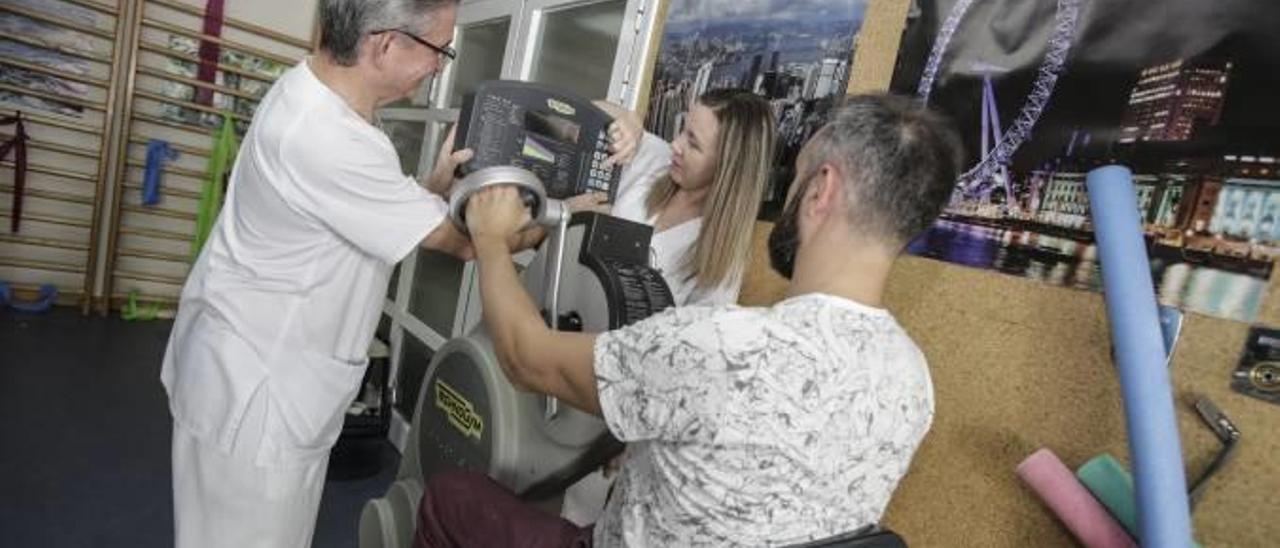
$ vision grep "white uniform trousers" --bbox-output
[171,389,329,548]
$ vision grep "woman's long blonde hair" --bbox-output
[645,89,777,291]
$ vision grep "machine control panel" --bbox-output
[455,80,620,201]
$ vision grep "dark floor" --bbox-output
[0,307,400,548]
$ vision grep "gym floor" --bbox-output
[0,307,399,547]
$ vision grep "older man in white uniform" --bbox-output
[160,1,475,546]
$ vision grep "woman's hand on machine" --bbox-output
[466,185,533,249]
[423,125,474,196]
[565,191,610,214]
[593,100,642,168]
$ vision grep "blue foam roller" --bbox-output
[1086,165,1194,547]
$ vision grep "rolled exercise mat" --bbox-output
[1016,448,1136,548]
[1077,454,1139,537]
[1077,454,1203,548]
[1087,165,1194,546]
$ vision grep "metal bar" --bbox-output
[134,89,251,123]
[137,65,263,102]
[0,233,90,251]
[145,0,312,50]
[141,18,297,67]
[0,3,115,39]
[0,83,104,110]
[0,58,110,87]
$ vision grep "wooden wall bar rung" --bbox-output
[119,225,190,242]
[120,203,198,221]
[0,58,110,88]
[136,41,277,83]
[137,65,265,102]
[127,136,210,158]
[1,162,97,183]
[113,268,184,285]
[0,233,90,252]
[125,159,205,179]
[0,185,94,205]
[146,0,311,50]
[4,33,113,64]
[0,257,85,274]
[1,136,100,159]
[0,3,115,39]
[131,111,217,136]
[122,182,200,200]
[0,211,93,229]
[118,247,189,263]
[3,110,101,135]
[60,0,119,16]
[134,89,251,123]
[141,18,297,67]
[0,83,105,111]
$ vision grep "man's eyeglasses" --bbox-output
[371,29,457,62]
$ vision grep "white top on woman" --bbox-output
[608,133,743,306]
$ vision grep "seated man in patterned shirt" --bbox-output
[418,94,964,547]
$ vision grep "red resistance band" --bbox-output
[195,0,226,106]
[1,112,29,233]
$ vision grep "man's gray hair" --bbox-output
[809,94,964,245]
[319,0,458,66]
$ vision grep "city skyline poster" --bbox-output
[891,0,1280,322]
[642,0,870,217]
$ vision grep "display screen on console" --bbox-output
[525,110,580,144]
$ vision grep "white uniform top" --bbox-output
[593,294,936,546]
[160,60,447,466]
[610,133,742,306]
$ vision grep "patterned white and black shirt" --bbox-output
[592,293,935,547]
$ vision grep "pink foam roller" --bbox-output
[1016,448,1137,548]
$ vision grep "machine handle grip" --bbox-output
[448,165,568,233]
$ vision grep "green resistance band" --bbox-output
[192,114,239,260]
[120,290,161,321]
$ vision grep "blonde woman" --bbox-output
[560,89,778,526]
[576,89,777,306]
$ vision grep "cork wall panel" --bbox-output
[741,221,1280,546]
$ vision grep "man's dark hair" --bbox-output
[810,93,964,246]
